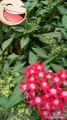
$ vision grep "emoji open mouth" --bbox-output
[3,9,25,23]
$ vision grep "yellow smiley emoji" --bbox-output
[0,0,27,25]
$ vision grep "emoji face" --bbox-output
[0,0,27,25]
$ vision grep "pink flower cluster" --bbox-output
[20,62,67,120]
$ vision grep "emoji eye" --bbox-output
[20,5,25,8]
[1,4,6,6]
[6,3,13,6]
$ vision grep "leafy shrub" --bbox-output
[0,0,67,120]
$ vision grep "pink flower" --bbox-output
[62,90,67,100]
[26,76,35,82]
[23,64,36,77]
[38,72,44,78]
[52,98,63,110]
[51,72,63,87]
[63,80,67,86]
[59,69,67,79]
[50,88,57,95]
[19,82,27,93]
[28,96,42,109]
[30,83,36,89]
[19,61,67,120]
[36,61,44,71]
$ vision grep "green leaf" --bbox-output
[50,64,64,72]
[12,26,25,32]
[8,53,19,60]
[41,1,48,5]
[34,32,61,43]
[44,56,55,65]
[13,63,25,72]
[5,85,23,109]
[41,32,61,38]
[29,51,37,65]
[62,58,67,67]
[20,36,30,49]
[57,6,67,15]
[26,1,37,12]
[58,28,67,38]
[25,22,38,33]
[0,97,8,107]
[62,15,67,29]
[32,47,48,58]
[3,63,9,72]
[45,65,50,71]
[2,37,13,51]
[0,30,3,43]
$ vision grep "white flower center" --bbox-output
[62,91,67,96]
[38,72,44,77]
[45,103,50,109]
[32,92,35,96]
[45,94,49,98]
[43,111,48,115]
[30,69,34,73]
[54,77,59,82]
[54,99,59,105]
[37,66,41,69]
[42,82,47,87]
[50,88,57,94]
[23,84,27,90]
[63,80,67,85]
[30,77,34,81]
[35,97,41,103]
[30,84,35,89]
[47,74,51,78]
[57,111,61,115]
[61,74,65,78]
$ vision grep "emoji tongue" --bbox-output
[4,10,25,22]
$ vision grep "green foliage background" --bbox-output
[0,0,67,120]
